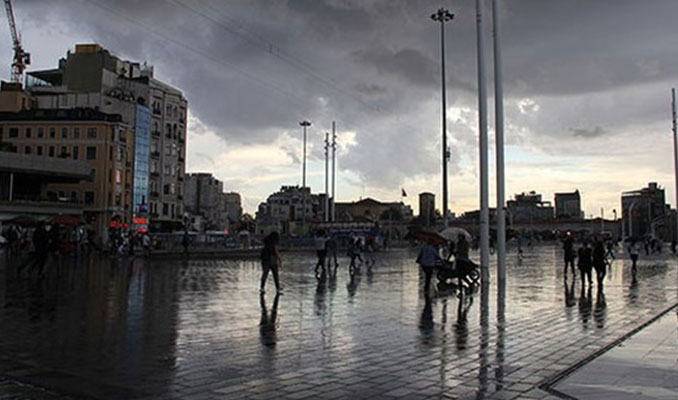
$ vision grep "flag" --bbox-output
[401,188,407,197]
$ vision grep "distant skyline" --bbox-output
[4,0,678,215]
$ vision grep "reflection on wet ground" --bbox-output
[0,245,676,399]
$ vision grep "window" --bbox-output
[170,183,175,194]
[85,192,94,205]
[87,127,97,139]
[163,184,169,195]
[24,146,31,154]
[162,203,168,216]
[60,146,68,157]
[49,146,55,157]
[71,192,77,202]
[73,128,80,139]
[37,146,43,156]
[9,128,18,138]
[25,128,32,138]
[38,127,44,138]
[109,147,113,161]
[61,127,68,139]
[49,128,56,138]
[86,146,96,160]
[115,170,122,184]
[73,146,79,160]
[164,164,170,176]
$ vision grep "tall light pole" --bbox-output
[331,121,337,222]
[672,88,678,242]
[324,132,330,222]
[431,8,454,226]
[300,120,311,232]
[492,0,506,289]
[476,0,490,283]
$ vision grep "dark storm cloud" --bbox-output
[569,126,606,138]
[352,48,438,88]
[12,0,678,191]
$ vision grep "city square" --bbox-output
[0,245,676,399]
[2,1,678,399]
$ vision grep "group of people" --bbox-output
[258,230,381,294]
[563,234,609,287]
[417,234,474,294]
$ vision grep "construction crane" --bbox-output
[4,0,30,84]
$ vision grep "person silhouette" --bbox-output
[260,232,282,294]
[563,233,576,277]
[592,238,606,287]
[577,241,593,287]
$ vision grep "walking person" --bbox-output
[260,232,282,294]
[455,234,474,288]
[416,239,440,295]
[142,232,151,257]
[182,231,190,255]
[563,233,576,277]
[326,234,339,272]
[628,240,640,278]
[314,230,327,278]
[577,241,593,287]
[348,237,362,275]
[605,240,615,260]
[592,237,606,287]
[18,223,49,277]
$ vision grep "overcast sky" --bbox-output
[4,0,678,216]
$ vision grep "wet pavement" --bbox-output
[554,307,677,399]
[0,244,676,399]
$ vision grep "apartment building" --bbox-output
[0,108,134,242]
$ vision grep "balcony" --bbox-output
[150,191,159,198]
[152,130,161,138]
[152,109,161,116]
[151,172,160,178]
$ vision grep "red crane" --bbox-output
[4,0,30,84]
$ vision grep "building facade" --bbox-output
[0,108,134,242]
[25,44,188,231]
[183,173,226,231]
[621,182,668,239]
[419,192,435,226]
[554,190,582,219]
[335,198,413,222]
[224,192,243,226]
[507,191,554,224]
[255,186,326,235]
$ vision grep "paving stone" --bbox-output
[0,247,675,399]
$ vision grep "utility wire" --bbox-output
[169,0,383,113]
[79,0,317,119]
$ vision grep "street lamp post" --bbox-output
[475,0,491,283]
[300,120,311,232]
[431,8,454,226]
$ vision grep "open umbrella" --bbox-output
[409,230,447,245]
[439,227,472,243]
[8,215,38,226]
[50,214,83,226]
